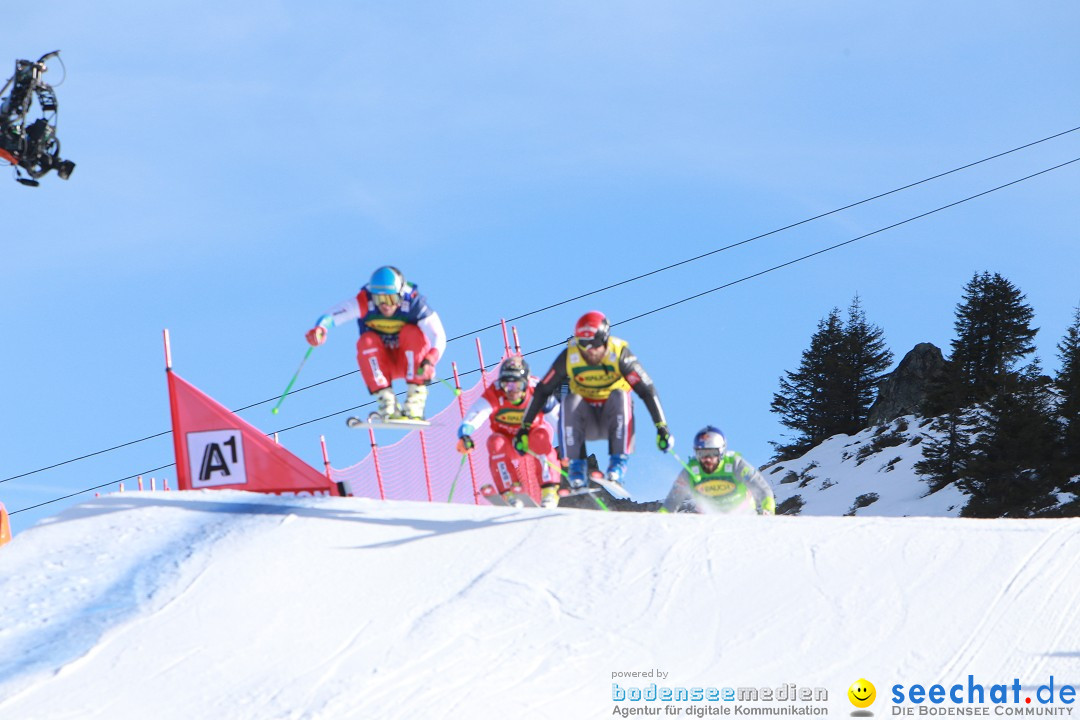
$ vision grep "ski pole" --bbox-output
[671,451,696,477]
[271,345,314,415]
[432,377,462,396]
[447,454,468,503]
[539,456,568,478]
[664,451,699,515]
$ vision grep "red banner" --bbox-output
[167,370,340,497]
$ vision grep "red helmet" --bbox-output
[574,311,610,348]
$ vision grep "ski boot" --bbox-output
[567,459,588,490]
[605,454,630,490]
[500,490,525,508]
[540,485,560,509]
[401,383,428,419]
[606,454,630,483]
[368,387,398,422]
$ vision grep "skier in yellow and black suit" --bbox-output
[514,310,672,493]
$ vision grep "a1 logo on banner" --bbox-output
[187,430,247,488]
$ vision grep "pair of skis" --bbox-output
[480,483,541,508]
[560,471,631,511]
[477,483,606,509]
[345,415,431,430]
[481,471,631,511]
[531,452,631,503]
[577,470,631,501]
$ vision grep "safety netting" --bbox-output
[328,367,543,505]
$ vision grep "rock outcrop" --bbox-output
[867,342,947,426]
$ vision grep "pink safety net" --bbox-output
[328,367,544,505]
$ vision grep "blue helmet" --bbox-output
[693,426,727,459]
[369,266,406,295]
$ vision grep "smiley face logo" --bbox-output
[848,678,876,708]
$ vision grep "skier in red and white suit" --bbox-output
[457,356,562,508]
[305,266,447,420]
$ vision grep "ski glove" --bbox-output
[418,349,438,381]
[305,326,327,347]
[513,425,531,456]
[456,435,475,454]
[655,423,673,453]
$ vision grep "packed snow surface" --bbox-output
[2,491,1080,719]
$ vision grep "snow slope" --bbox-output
[3,491,1080,719]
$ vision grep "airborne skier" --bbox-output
[305,266,447,421]
[515,311,672,495]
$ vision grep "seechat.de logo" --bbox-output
[849,678,876,716]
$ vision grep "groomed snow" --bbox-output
[2,491,1080,719]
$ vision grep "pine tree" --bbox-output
[950,271,1038,405]
[770,298,892,460]
[914,406,969,494]
[1056,307,1080,484]
[771,308,846,459]
[918,272,1041,501]
[837,295,894,433]
[959,361,1058,517]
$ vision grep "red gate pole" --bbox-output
[511,327,538,501]
[453,360,481,504]
[419,431,434,502]
[475,338,488,389]
[500,318,511,358]
[319,435,333,481]
[369,427,386,500]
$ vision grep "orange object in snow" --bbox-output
[0,501,11,546]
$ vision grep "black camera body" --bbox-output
[0,51,75,185]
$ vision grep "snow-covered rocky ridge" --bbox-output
[765,414,970,517]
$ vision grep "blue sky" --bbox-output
[3,1,1079,532]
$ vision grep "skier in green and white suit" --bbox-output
[663,426,775,515]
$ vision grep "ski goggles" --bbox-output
[695,448,722,461]
[576,336,606,350]
[501,379,527,393]
[372,293,402,307]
